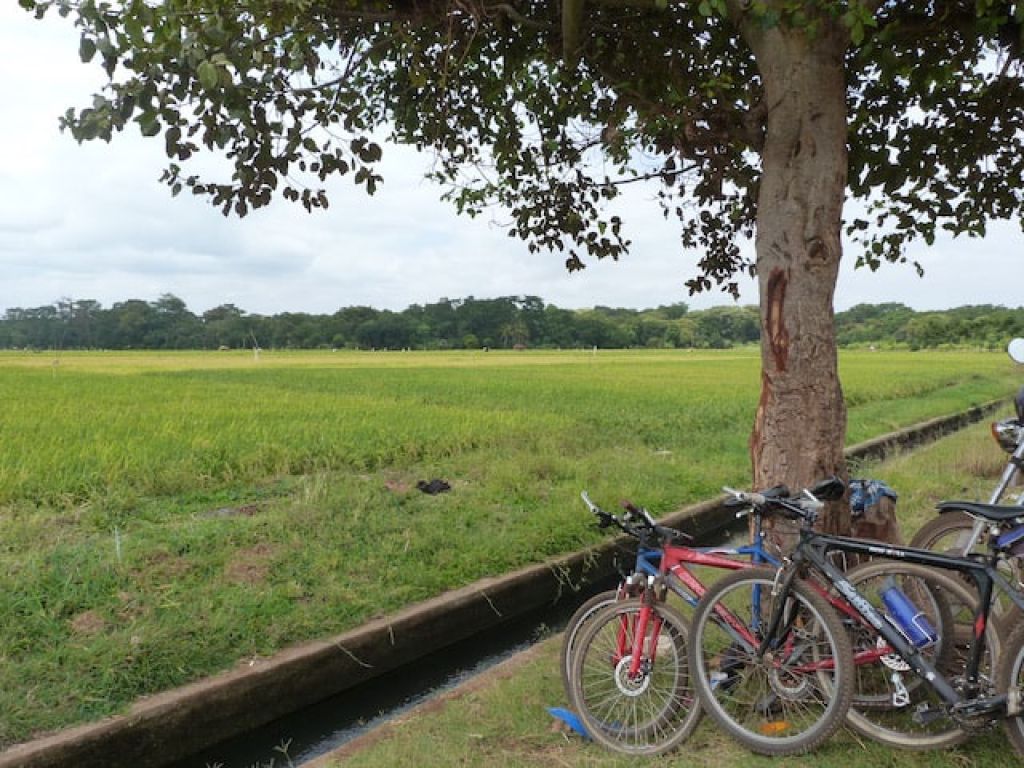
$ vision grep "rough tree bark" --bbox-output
[744,17,851,541]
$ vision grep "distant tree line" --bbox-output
[0,295,1020,351]
[835,303,1024,351]
[0,295,757,350]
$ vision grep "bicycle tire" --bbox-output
[840,560,987,750]
[569,598,701,755]
[559,589,624,702]
[995,620,1024,755]
[909,511,1022,635]
[688,567,853,756]
[909,510,983,551]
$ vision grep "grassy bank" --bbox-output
[330,417,1021,768]
[331,641,1010,768]
[0,348,1019,747]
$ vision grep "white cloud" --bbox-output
[0,5,1021,318]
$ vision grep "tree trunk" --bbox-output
[744,18,851,541]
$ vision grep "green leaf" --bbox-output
[124,17,143,44]
[78,36,96,63]
[698,0,711,16]
[197,60,218,91]
[850,19,864,45]
[138,112,160,137]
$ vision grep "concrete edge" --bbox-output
[0,398,1005,768]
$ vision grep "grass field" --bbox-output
[0,347,1019,748]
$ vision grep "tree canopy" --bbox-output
[24,0,1024,291]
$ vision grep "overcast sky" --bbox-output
[2,6,1022,317]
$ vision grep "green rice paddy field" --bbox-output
[0,347,1019,747]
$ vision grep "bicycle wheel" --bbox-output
[910,511,984,556]
[569,598,701,755]
[997,621,1024,756]
[688,567,853,756]
[910,511,1022,634]
[560,589,623,702]
[840,560,990,749]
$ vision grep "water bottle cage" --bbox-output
[889,613,938,650]
[881,582,939,649]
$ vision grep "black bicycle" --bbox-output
[688,477,1024,756]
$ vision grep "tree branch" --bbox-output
[483,3,551,28]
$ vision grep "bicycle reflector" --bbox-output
[758,721,792,736]
[992,418,1024,453]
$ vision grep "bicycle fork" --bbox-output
[755,564,802,661]
[620,576,666,680]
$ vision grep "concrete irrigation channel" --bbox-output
[0,400,1004,768]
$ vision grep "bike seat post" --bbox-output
[963,517,988,554]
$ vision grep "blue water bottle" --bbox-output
[880,577,938,648]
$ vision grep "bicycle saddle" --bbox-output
[936,500,1024,523]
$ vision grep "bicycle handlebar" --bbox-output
[721,484,827,524]
[580,491,689,543]
[581,480,833,541]
[722,486,767,507]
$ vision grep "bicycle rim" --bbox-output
[689,568,853,756]
[570,598,701,755]
[559,589,623,702]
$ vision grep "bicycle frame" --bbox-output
[612,512,781,679]
[612,512,893,679]
[772,529,1024,714]
[658,514,779,607]
[614,511,901,681]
